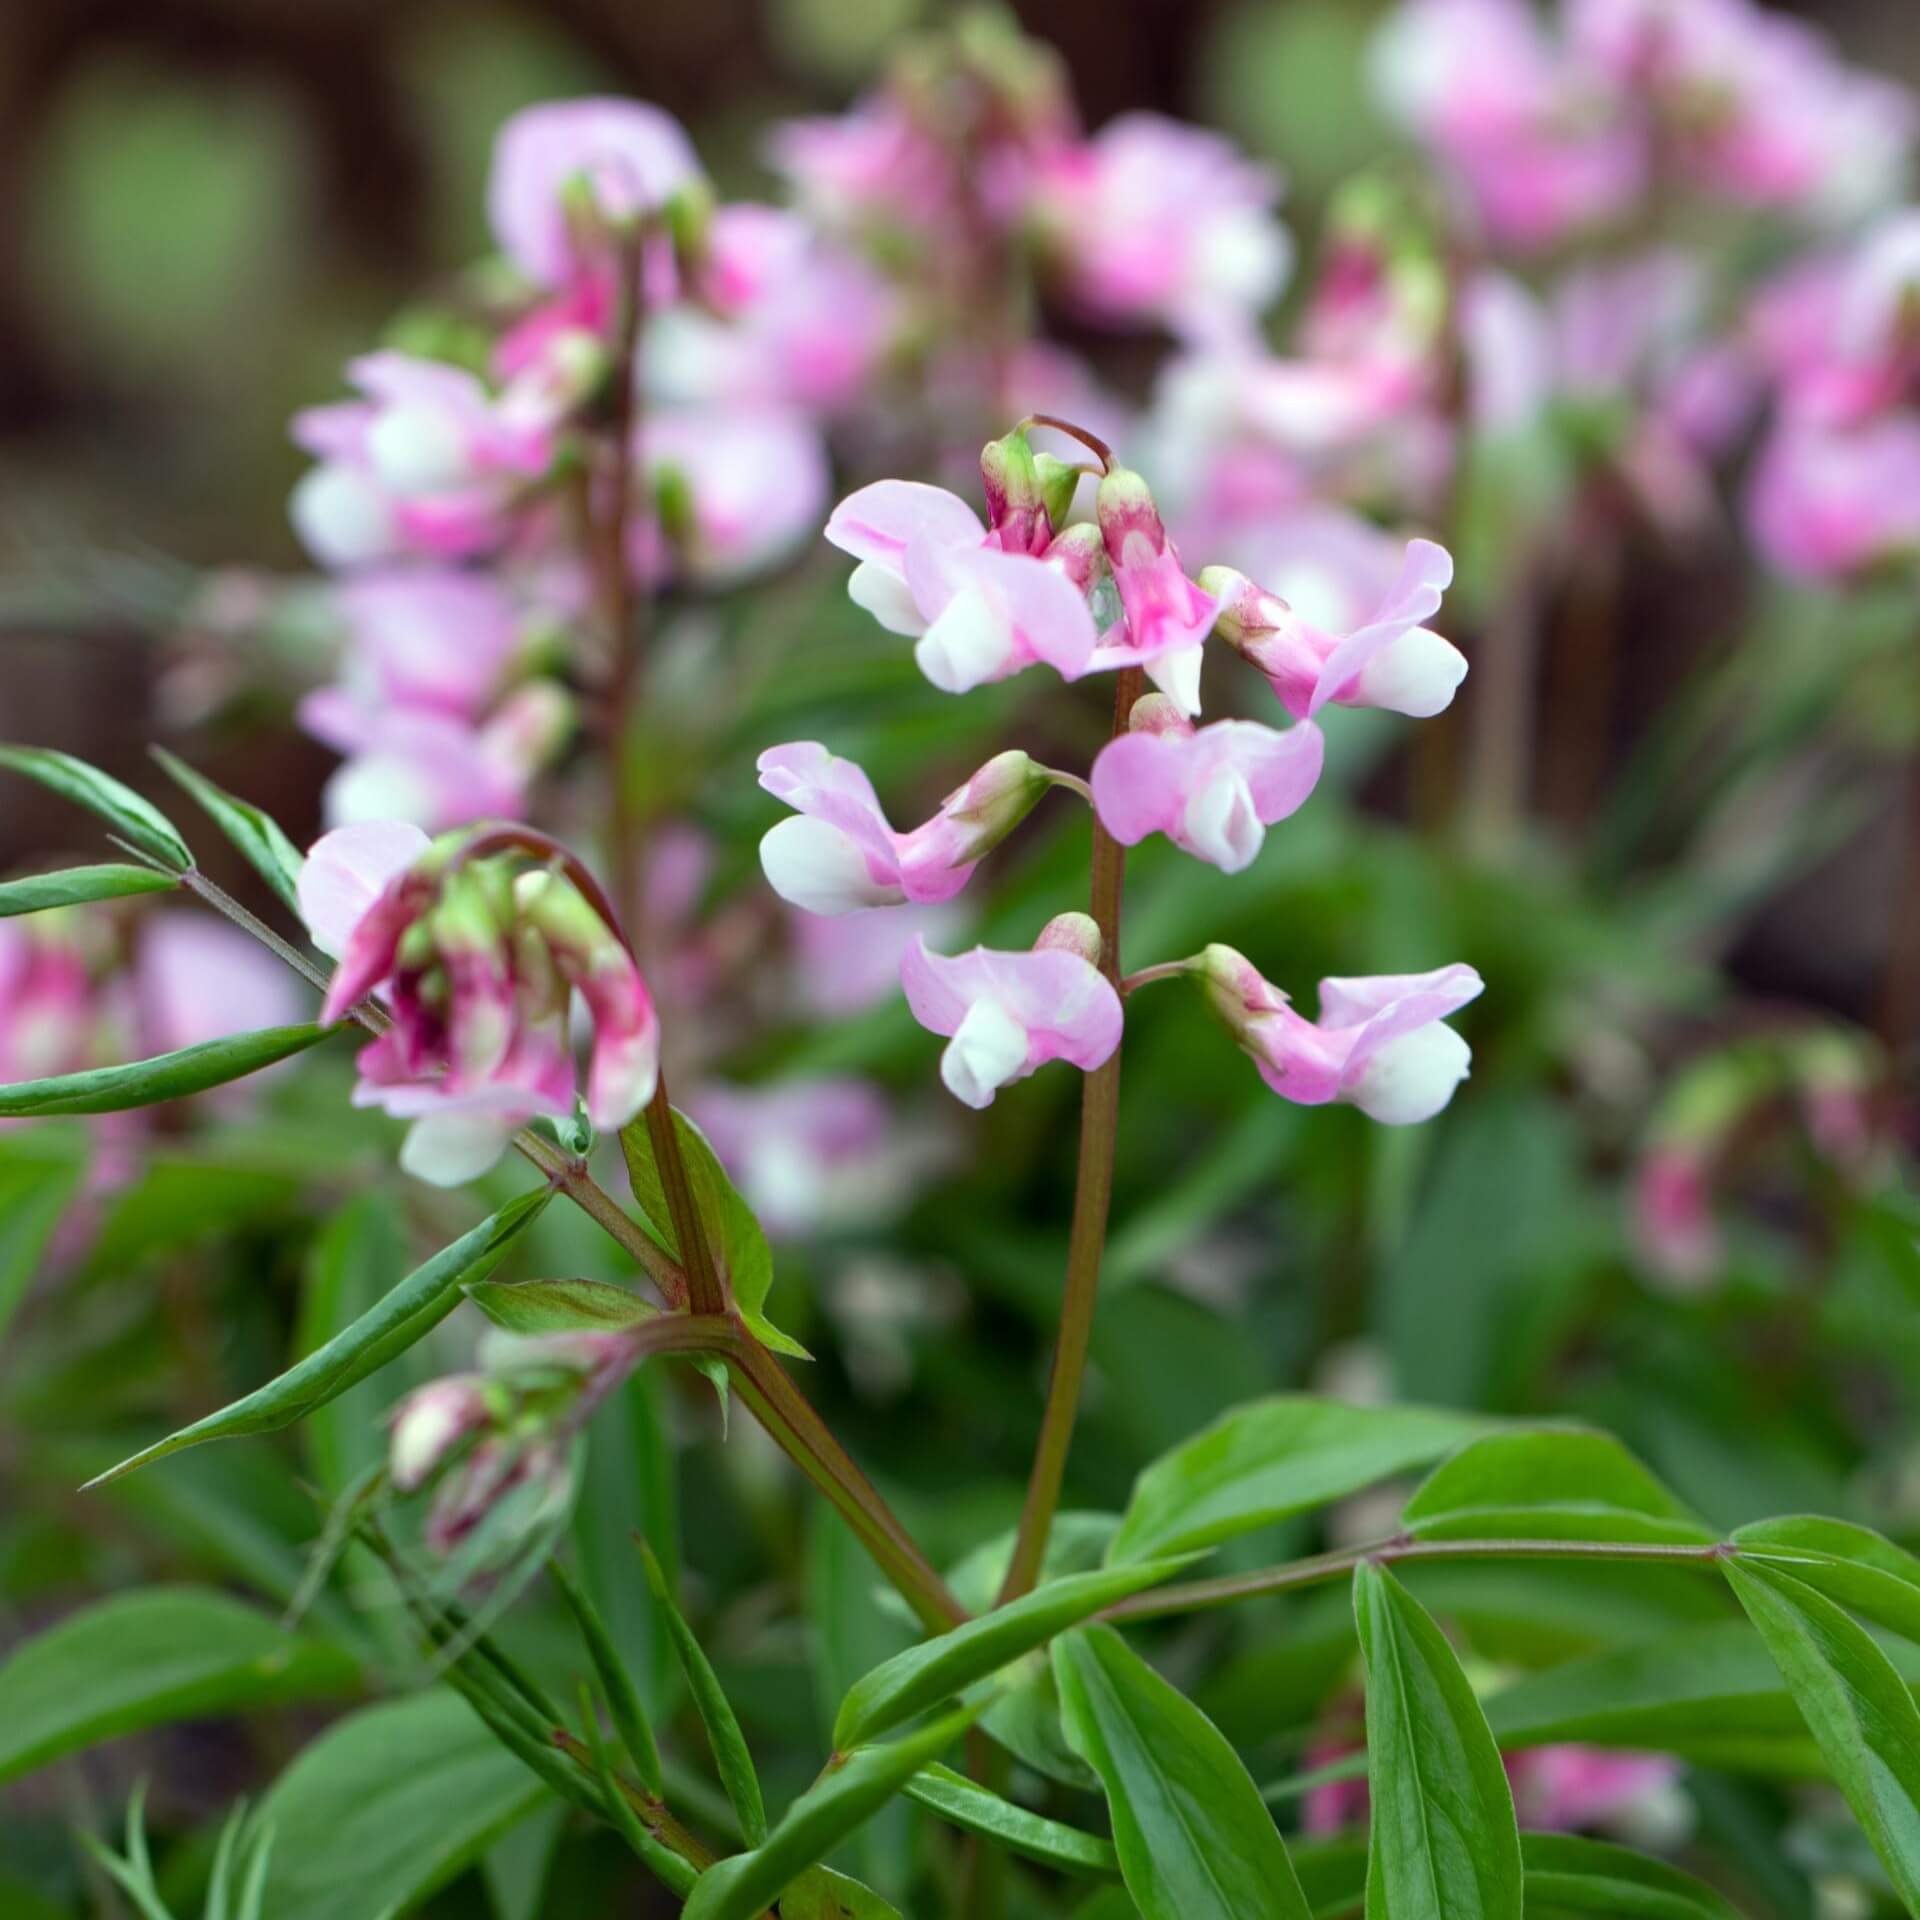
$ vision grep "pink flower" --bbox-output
[290,354,551,568]
[757,743,1048,916]
[1091,697,1325,874]
[1199,948,1482,1124]
[1632,1144,1719,1285]
[1027,114,1291,344]
[1208,537,1464,721]
[1745,413,1920,582]
[767,96,956,236]
[825,480,1099,692]
[1089,466,1219,714]
[901,917,1123,1109]
[488,98,702,289]
[790,903,969,1019]
[298,823,659,1185]
[136,912,304,1057]
[1507,1745,1683,1836]
[0,914,110,1087]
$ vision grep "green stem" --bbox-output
[1101,1533,1736,1623]
[997,666,1141,1606]
[643,1076,727,1316]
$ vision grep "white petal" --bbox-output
[1145,642,1205,716]
[760,817,904,915]
[940,996,1029,1109]
[1346,1023,1471,1125]
[400,1110,520,1186]
[297,820,432,956]
[1351,627,1469,718]
[915,587,1016,693]
[290,463,395,568]
[848,559,927,637]
[366,403,470,496]
[1183,768,1264,872]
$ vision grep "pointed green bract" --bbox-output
[152,749,305,915]
[86,1188,550,1486]
[0,863,177,917]
[835,1556,1192,1751]
[466,1275,658,1335]
[0,744,192,869]
[1353,1563,1522,1920]
[0,1024,334,1117]
[1053,1624,1312,1920]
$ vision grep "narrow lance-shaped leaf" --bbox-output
[1724,1556,1920,1910]
[1053,1623,1313,1920]
[0,1024,335,1118]
[905,1763,1120,1878]
[1733,1516,1920,1646]
[1518,1833,1746,1919]
[548,1558,664,1796]
[86,1188,551,1486]
[153,748,305,915]
[680,1703,979,1920]
[0,864,177,918]
[640,1537,765,1845]
[1353,1561,1522,1920]
[835,1555,1194,1752]
[0,744,192,869]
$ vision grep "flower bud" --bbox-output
[1034,910,1103,967]
[980,427,1049,555]
[1041,521,1108,596]
[389,1375,493,1493]
[938,749,1052,860]
[1095,465,1167,571]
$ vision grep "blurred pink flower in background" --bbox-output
[789,903,970,1020]
[1632,1143,1721,1286]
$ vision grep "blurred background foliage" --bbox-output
[2,2,1920,1917]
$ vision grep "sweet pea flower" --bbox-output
[1197,947,1482,1124]
[1206,537,1465,721]
[902,915,1123,1110]
[1089,466,1219,714]
[136,912,304,1058]
[1090,695,1325,874]
[488,98,702,290]
[1745,413,1920,582]
[758,743,1050,915]
[290,354,552,568]
[825,479,1099,692]
[789,903,969,1019]
[0,912,111,1088]
[299,823,659,1185]
[1026,114,1292,344]
[1632,1143,1720,1287]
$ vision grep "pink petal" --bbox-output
[298,821,431,962]
[756,742,898,873]
[825,481,983,567]
[1308,538,1455,717]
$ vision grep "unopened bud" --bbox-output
[980,427,1051,555]
[1042,521,1108,595]
[390,1375,492,1493]
[1095,465,1169,569]
[1035,910,1103,967]
[1125,692,1191,737]
[1034,454,1081,534]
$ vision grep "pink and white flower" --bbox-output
[1090,697,1325,874]
[758,743,1048,916]
[825,480,1099,692]
[1198,948,1482,1124]
[1089,466,1220,714]
[901,917,1123,1109]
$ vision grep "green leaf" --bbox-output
[1402,1430,1716,1547]
[835,1557,1192,1752]
[0,1587,360,1785]
[549,1558,663,1796]
[680,1704,978,1920]
[1724,1556,1920,1908]
[1518,1833,1745,1919]
[639,1538,766,1844]
[256,1689,549,1920]
[1107,1397,1491,1564]
[1734,1516,1920,1645]
[0,1023,334,1117]
[776,1866,905,1918]
[619,1104,805,1357]
[905,1763,1120,1877]
[87,1187,551,1485]
[465,1275,657,1335]
[1352,1563,1522,1920]
[0,863,177,917]
[1053,1624,1312,1920]
[0,743,191,869]
[151,748,305,914]
[0,1130,88,1344]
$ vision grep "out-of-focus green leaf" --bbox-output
[87,1187,549,1485]
[1519,1833,1745,1918]
[1353,1562,1522,1920]
[1402,1430,1718,1546]
[0,1024,334,1116]
[0,863,177,917]
[680,1704,978,1920]
[1054,1624,1311,1920]
[0,744,191,868]
[1107,1396,1490,1564]
[465,1275,656,1335]
[1725,1558,1920,1908]
[0,1129,87,1343]
[1734,1517,1920,1645]
[771,1866,904,1918]
[256,1689,548,1920]
[906,1763,1120,1877]
[0,1587,360,1785]
[836,1557,1191,1751]
[152,749,304,915]
[549,1558,663,1796]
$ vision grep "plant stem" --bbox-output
[1101,1532,1735,1623]
[997,666,1141,1606]
[1120,959,1191,997]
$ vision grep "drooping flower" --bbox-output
[758,743,1051,915]
[1088,465,1220,714]
[1206,537,1465,721]
[1196,948,1483,1124]
[299,822,659,1185]
[1090,695,1325,873]
[901,915,1123,1109]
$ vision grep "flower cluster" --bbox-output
[298,821,659,1184]
[761,423,1480,1120]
